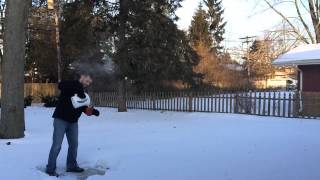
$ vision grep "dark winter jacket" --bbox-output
[52,80,87,123]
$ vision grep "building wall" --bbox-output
[254,78,291,89]
[253,68,297,89]
[299,65,320,92]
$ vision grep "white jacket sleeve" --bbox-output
[71,93,91,108]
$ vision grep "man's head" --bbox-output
[78,73,93,87]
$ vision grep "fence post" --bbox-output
[151,91,155,110]
[272,91,276,116]
[267,92,271,116]
[282,93,287,117]
[262,92,266,116]
[234,93,239,113]
[293,91,298,117]
[245,92,250,114]
[253,91,257,115]
[188,91,193,112]
[258,92,262,116]
[288,93,292,118]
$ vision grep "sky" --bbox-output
[176,0,297,49]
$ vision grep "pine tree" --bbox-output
[188,3,212,48]
[26,1,58,82]
[25,0,111,81]
[59,0,109,79]
[108,0,199,90]
[203,0,227,51]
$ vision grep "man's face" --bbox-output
[79,75,93,87]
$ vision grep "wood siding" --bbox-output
[299,65,320,92]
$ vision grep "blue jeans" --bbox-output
[47,118,79,173]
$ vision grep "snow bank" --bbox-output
[1,107,320,180]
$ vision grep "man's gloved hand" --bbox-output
[92,108,100,116]
[85,107,100,117]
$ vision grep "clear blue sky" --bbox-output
[176,0,297,48]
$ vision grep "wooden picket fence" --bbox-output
[90,90,319,119]
[0,83,58,102]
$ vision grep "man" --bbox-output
[46,73,100,177]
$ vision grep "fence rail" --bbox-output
[90,90,319,119]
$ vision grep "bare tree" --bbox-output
[244,31,297,89]
[263,0,320,43]
[194,42,247,89]
[0,0,31,139]
[308,0,320,42]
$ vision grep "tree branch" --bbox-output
[308,0,320,42]
[264,0,310,44]
[295,0,316,43]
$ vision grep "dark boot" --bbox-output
[45,170,59,177]
[66,167,85,173]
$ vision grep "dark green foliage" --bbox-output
[109,0,199,90]
[60,0,109,79]
[188,0,227,51]
[41,95,59,107]
[188,3,213,47]
[203,0,227,51]
[24,96,33,107]
[25,0,59,82]
[25,0,112,82]
[26,0,200,89]
[25,33,58,82]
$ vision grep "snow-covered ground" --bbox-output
[1,107,320,180]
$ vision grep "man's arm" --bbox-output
[59,81,85,98]
[74,82,86,98]
[58,81,74,96]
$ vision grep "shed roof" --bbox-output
[273,44,320,66]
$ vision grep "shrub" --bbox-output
[41,96,59,107]
[24,96,33,107]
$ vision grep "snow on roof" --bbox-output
[273,44,320,66]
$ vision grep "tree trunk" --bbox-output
[117,79,127,112]
[117,0,128,112]
[308,0,320,43]
[0,0,31,139]
[54,0,62,82]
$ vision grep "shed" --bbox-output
[273,44,320,92]
[273,44,320,117]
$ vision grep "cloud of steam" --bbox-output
[71,55,116,77]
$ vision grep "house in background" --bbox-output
[253,68,297,90]
[273,44,320,117]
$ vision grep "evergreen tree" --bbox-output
[188,3,212,48]
[203,0,226,51]
[26,0,199,90]
[108,0,199,90]
[26,1,58,82]
[60,0,108,79]
[26,0,111,81]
